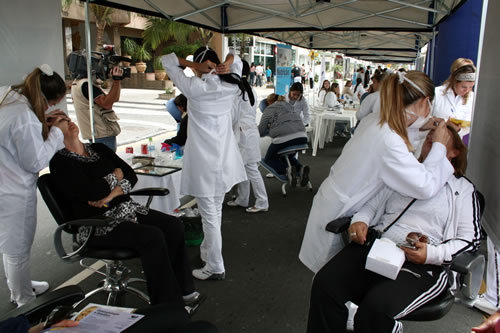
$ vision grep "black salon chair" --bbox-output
[37,173,169,306]
[326,191,485,324]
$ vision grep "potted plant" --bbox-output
[159,86,176,100]
[154,57,166,80]
[123,38,151,73]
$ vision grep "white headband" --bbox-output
[456,72,475,81]
[40,64,54,76]
[194,46,210,63]
[397,71,426,96]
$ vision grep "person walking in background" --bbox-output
[266,66,272,85]
[249,62,256,87]
[255,63,264,87]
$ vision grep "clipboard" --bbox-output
[134,165,180,177]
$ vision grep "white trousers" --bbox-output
[196,196,225,273]
[234,162,269,209]
[485,237,500,307]
[3,252,35,306]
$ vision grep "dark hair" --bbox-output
[9,67,66,140]
[447,125,468,176]
[289,82,303,101]
[241,59,255,106]
[193,47,246,102]
[355,77,362,91]
[174,94,187,110]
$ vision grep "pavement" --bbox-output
[0,86,488,332]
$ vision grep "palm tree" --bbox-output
[61,0,113,52]
[143,17,194,52]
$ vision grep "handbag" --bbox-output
[325,198,417,248]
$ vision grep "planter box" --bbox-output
[158,92,176,100]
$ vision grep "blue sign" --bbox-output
[275,44,292,96]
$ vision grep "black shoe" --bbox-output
[300,166,310,187]
[184,292,207,315]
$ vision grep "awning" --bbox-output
[91,0,465,62]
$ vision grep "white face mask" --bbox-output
[406,109,431,130]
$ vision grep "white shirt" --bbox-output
[299,112,454,273]
[161,54,247,197]
[353,84,366,102]
[0,86,64,254]
[432,85,474,137]
[325,92,341,109]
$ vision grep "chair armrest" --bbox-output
[450,252,485,301]
[0,285,84,324]
[129,187,170,197]
[54,217,116,262]
[325,216,352,234]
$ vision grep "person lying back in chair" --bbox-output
[49,119,203,310]
[306,126,481,333]
[258,97,310,186]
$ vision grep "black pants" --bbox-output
[263,137,307,175]
[87,209,194,305]
[127,303,218,333]
[307,243,449,333]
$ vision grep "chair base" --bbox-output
[75,259,150,307]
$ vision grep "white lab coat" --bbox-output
[233,87,262,164]
[161,54,246,197]
[324,92,341,109]
[432,85,474,137]
[356,91,380,122]
[353,84,366,102]
[0,86,64,255]
[299,112,454,273]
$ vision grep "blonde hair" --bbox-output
[8,67,66,140]
[450,58,474,74]
[443,63,476,105]
[266,93,285,105]
[379,71,435,151]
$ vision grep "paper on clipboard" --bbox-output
[42,303,143,333]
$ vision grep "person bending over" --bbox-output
[307,126,481,333]
[164,94,188,146]
[49,120,203,310]
[258,98,310,186]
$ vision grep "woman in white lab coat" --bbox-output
[227,60,269,213]
[324,83,342,109]
[432,62,476,138]
[161,47,246,281]
[318,80,330,106]
[299,71,454,273]
[0,65,68,306]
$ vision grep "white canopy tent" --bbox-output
[90,0,464,63]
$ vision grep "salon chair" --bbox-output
[37,173,170,306]
[326,191,485,325]
[260,144,312,197]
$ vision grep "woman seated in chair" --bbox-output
[49,120,202,309]
[258,97,310,186]
[307,126,481,333]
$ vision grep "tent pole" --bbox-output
[84,0,96,142]
[430,26,436,81]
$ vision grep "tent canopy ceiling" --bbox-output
[92,0,464,62]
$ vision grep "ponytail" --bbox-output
[240,59,255,106]
[10,67,65,140]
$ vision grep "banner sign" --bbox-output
[275,44,292,96]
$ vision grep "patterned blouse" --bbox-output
[57,144,148,243]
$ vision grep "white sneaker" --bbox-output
[192,266,225,281]
[265,173,274,178]
[473,294,498,315]
[226,200,247,208]
[31,281,49,296]
[245,206,268,213]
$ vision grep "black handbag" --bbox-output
[325,198,417,247]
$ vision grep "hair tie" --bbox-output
[397,71,406,84]
[40,64,54,76]
[456,73,475,81]
[194,46,210,63]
